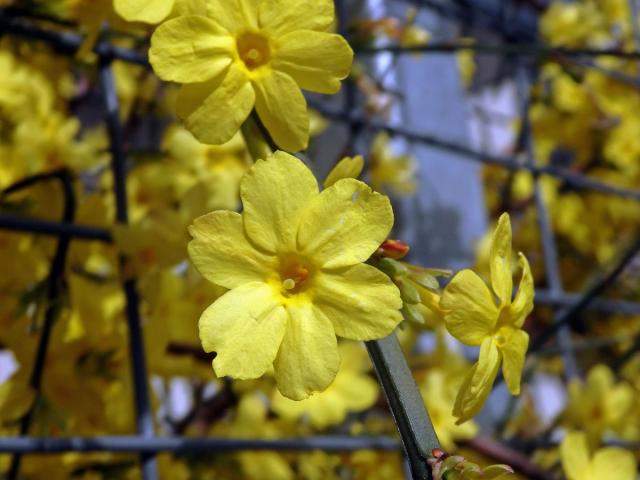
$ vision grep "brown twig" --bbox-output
[459,436,558,480]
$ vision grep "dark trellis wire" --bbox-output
[516,65,579,380]
[1,170,76,480]
[99,57,158,478]
[0,2,639,480]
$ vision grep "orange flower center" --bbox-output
[236,32,270,70]
[279,256,313,295]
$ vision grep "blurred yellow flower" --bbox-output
[149,0,353,151]
[189,152,402,399]
[440,213,534,423]
[563,364,635,444]
[561,430,637,480]
[115,0,176,23]
[114,0,206,23]
[369,132,417,196]
[420,369,478,450]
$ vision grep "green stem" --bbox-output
[240,111,275,162]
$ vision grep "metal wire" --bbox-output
[99,58,158,479]
[0,436,401,453]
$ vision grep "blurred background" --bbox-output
[1,0,639,478]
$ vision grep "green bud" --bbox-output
[412,272,440,290]
[376,257,409,278]
[398,279,421,304]
[401,303,424,324]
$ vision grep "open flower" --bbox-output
[440,213,534,423]
[561,431,637,480]
[149,0,353,152]
[188,152,402,400]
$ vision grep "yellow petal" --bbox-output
[200,282,287,379]
[499,328,529,395]
[509,252,534,328]
[173,0,207,15]
[323,155,364,188]
[440,269,498,346]
[490,213,513,306]
[149,16,233,83]
[560,431,590,480]
[240,151,319,253]
[259,0,335,36]
[188,211,277,289]
[298,178,393,269]
[239,452,294,480]
[114,0,174,23]
[274,302,339,400]
[272,31,353,94]
[314,263,402,340]
[591,447,637,480]
[453,337,501,424]
[586,363,613,396]
[253,70,309,152]
[177,64,254,145]
[206,0,259,33]
[481,465,515,479]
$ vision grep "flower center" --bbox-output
[494,326,512,348]
[236,32,270,70]
[279,256,313,295]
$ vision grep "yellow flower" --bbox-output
[219,394,294,480]
[323,155,364,188]
[114,0,206,24]
[440,213,534,423]
[369,132,417,195]
[563,364,635,444]
[420,369,478,450]
[561,431,637,480]
[149,0,353,152]
[189,152,402,399]
[115,0,175,23]
[271,342,378,429]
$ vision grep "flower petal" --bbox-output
[253,70,309,152]
[149,16,233,83]
[509,252,534,328]
[177,64,254,145]
[206,0,259,33]
[115,0,174,23]
[490,213,513,306]
[313,264,402,340]
[324,155,364,188]
[560,431,590,480]
[298,178,393,269]
[200,282,286,379]
[440,269,498,346]
[240,151,318,253]
[500,328,529,395]
[258,0,335,36]
[188,211,277,289]
[453,336,501,424]
[272,31,353,94]
[591,448,637,480]
[274,302,339,400]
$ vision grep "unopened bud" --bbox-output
[398,279,421,304]
[376,257,409,278]
[377,239,410,259]
[401,303,424,324]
